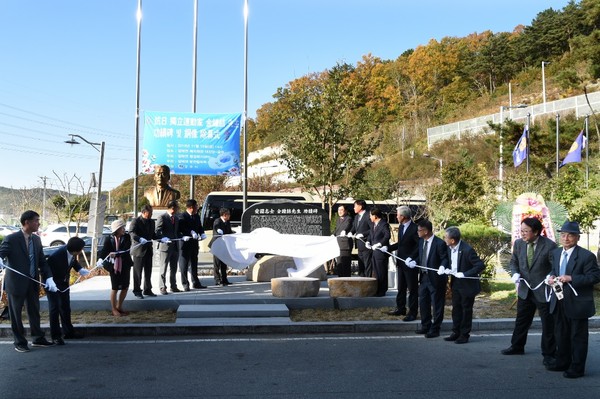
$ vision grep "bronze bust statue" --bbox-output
[144,165,181,208]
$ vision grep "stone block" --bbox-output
[247,255,296,282]
[327,277,378,298]
[271,277,320,298]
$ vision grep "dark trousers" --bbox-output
[8,281,44,346]
[418,274,446,333]
[554,301,589,374]
[47,289,75,339]
[371,254,389,296]
[357,250,371,277]
[159,248,179,290]
[451,289,476,338]
[396,264,419,317]
[335,255,352,277]
[213,256,229,284]
[511,291,555,357]
[132,252,153,294]
[179,250,201,289]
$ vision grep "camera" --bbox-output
[552,280,564,300]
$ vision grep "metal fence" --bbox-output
[427,91,600,147]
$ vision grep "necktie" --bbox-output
[527,242,534,269]
[559,251,568,276]
[114,237,122,274]
[28,235,36,277]
[422,240,428,267]
[170,215,175,225]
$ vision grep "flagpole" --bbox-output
[242,0,249,212]
[190,0,199,199]
[555,113,560,177]
[526,113,531,175]
[133,0,143,216]
[585,115,589,189]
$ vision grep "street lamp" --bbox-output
[498,104,528,199]
[542,61,550,113]
[422,153,443,178]
[65,134,105,267]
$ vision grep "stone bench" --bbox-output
[271,277,321,298]
[327,277,378,298]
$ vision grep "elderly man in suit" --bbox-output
[501,217,556,366]
[129,204,158,299]
[413,219,448,338]
[0,210,57,352]
[443,226,485,344]
[156,200,183,294]
[387,205,419,321]
[545,221,600,379]
[349,200,372,277]
[333,205,353,277]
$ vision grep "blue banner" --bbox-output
[142,111,242,176]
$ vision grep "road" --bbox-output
[1,331,599,398]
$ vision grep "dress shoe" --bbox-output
[160,288,168,295]
[134,293,144,299]
[444,333,459,342]
[52,338,65,346]
[455,336,469,344]
[222,280,232,286]
[183,286,191,292]
[63,332,84,339]
[171,287,182,293]
[501,346,524,355]
[387,308,406,316]
[402,315,416,322]
[143,291,157,297]
[563,370,583,379]
[415,328,428,334]
[543,356,555,367]
[425,331,440,338]
[193,283,207,289]
[14,343,30,353]
[31,338,54,347]
[546,364,568,372]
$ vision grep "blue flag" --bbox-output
[512,126,528,168]
[560,130,585,167]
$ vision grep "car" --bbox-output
[0,225,18,237]
[42,232,112,268]
[39,223,110,247]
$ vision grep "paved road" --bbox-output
[1,331,599,398]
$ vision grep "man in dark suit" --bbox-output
[209,208,233,285]
[156,200,182,294]
[46,236,90,344]
[387,205,419,321]
[501,217,556,366]
[349,199,372,277]
[0,210,57,352]
[178,199,207,290]
[545,221,600,378]
[129,204,157,299]
[365,208,391,296]
[333,205,353,277]
[414,220,448,338]
[443,226,485,344]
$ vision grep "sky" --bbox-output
[0,0,572,193]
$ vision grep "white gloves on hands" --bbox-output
[160,237,171,243]
[365,242,372,250]
[339,230,346,237]
[191,230,199,240]
[79,268,90,277]
[372,243,382,250]
[438,266,445,275]
[454,272,465,278]
[96,260,104,268]
[0,258,4,270]
[45,277,58,292]
[444,268,452,275]
[405,257,416,268]
[200,233,207,241]
[347,232,354,238]
[139,237,148,245]
[182,236,191,242]
[380,246,388,253]
[511,273,521,284]
[217,229,224,235]
[355,233,364,239]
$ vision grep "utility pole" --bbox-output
[39,176,48,223]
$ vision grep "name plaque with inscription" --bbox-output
[241,199,329,236]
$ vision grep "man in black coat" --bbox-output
[443,226,485,344]
[46,236,90,344]
[156,200,182,294]
[333,205,353,277]
[129,204,157,299]
[209,208,233,285]
[178,199,207,290]
[545,221,600,378]
[387,205,419,321]
[349,200,372,277]
[501,217,556,366]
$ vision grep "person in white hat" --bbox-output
[99,219,133,317]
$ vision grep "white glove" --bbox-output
[96,260,104,268]
[45,277,58,292]
[217,229,224,235]
[200,233,207,241]
[407,260,417,268]
[182,236,191,242]
[372,243,382,250]
[544,275,554,285]
[511,273,521,284]
[340,230,346,237]
[0,258,4,270]
[438,266,445,275]
[79,268,90,277]
[160,237,171,243]
[191,231,199,240]
[444,268,452,275]
[355,233,364,239]
[380,246,388,253]
[139,237,148,245]
[347,232,354,238]
[365,241,372,249]
[404,257,413,267]
[454,272,465,278]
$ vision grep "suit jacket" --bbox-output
[510,235,555,302]
[178,211,205,256]
[98,234,133,269]
[156,212,180,253]
[46,246,85,290]
[350,211,372,251]
[209,217,233,248]
[388,221,419,266]
[418,235,449,287]
[129,216,156,258]
[368,220,391,263]
[0,230,52,296]
[549,245,600,318]
[334,215,354,256]
[448,240,485,297]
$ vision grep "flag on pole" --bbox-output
[560,130,586,167]
[513,126,528,167]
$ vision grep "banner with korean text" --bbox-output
[143,111,242,176]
